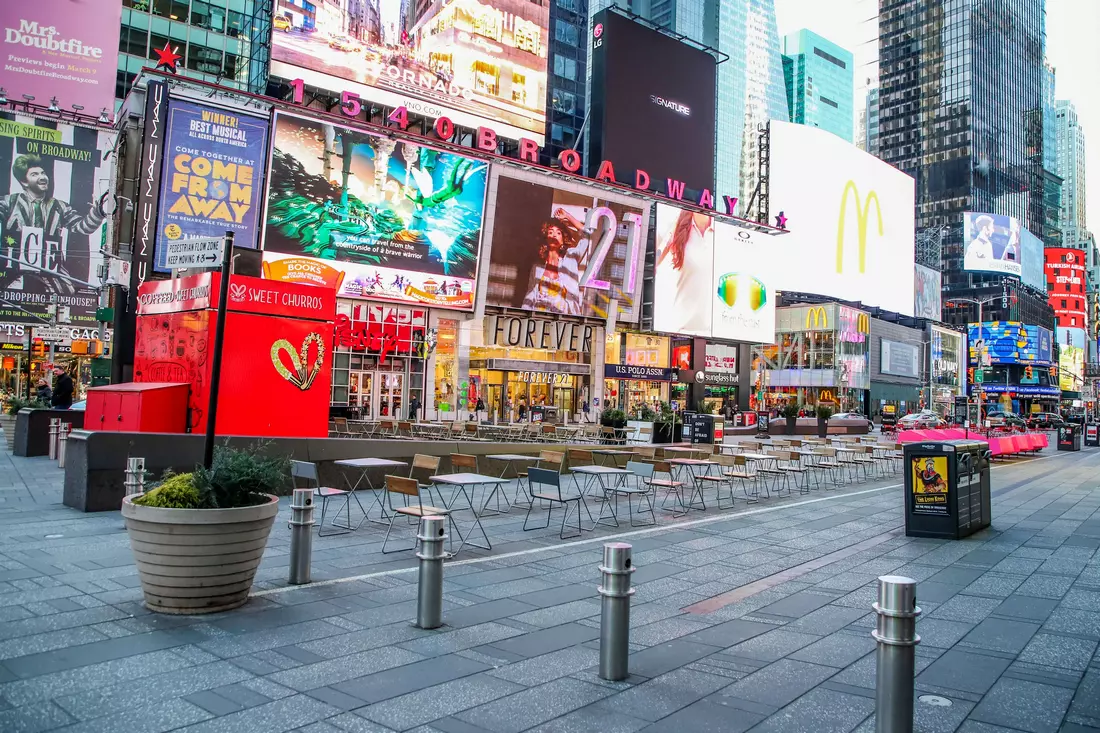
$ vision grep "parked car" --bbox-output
[328,36,362,52]
[831,412,873,433]
[986,410,1027,431]
[1026,412,1065,430]
[273,16,292,32]
[897,411,946,430]
[70,400,86,411]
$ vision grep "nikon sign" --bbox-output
[763,122,915,316]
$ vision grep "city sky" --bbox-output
[774,0,1100,233]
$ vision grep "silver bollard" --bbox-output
[598,542,635,681]
[57,423,71,468]
[288,489,314,585]
[124,457,146,496]
[416,516,447,629]
[873,575,921,733]
[48,418,60,460]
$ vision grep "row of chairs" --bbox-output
[328,418,635,445]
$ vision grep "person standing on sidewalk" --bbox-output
[51,367,73,410]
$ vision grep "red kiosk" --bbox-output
[123,272,335,437]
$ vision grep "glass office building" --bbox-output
[782,29,854,143]
[877,0,1054,331]
[545,0,589,165]
[1054,100,1089,249]
[116,0,269,103]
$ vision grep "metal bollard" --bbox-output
[873,575,921,733]
[124,457,146,496]
[48,418,60,460]
[288,489,314,585]
[57,423,71,468]
[416,516,447,629]
[598,542,635,681]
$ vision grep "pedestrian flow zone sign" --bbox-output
[164,237,224,270]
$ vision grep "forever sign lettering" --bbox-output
[163,237,225,270]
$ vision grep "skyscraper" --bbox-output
[589,0,787,209]
[877,0,1054,331]
[857,85,879,155]
[1054,100,1088,249]
[545,0,589,165]
[781,29,854,143]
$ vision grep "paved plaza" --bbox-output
[0,442,1098,733]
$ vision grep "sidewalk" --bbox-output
[0,444,1097,733]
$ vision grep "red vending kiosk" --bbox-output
[134,273,335,438]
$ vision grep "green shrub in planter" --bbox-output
[781,404,801,419]
[192,443,291,508]
[815,405,834,420]
[4,396,35,416]
[134,473,202,508]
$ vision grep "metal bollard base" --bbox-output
[288,489,314,585]
[598,542,635,682]
[416,516,447,630]
[873,575,921,733]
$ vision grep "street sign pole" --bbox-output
[202,232,234,470]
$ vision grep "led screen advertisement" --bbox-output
[1059,345,1084,392]
[962,212,1028,278]
[261,111,487,310]
[0,1,122,123]
[764,122,915,315]
[652,204,776,344]
[913,264,941,320]
[588,9,717,198]
[967,322,1053,365]
[154,100,270,272]
[269,0,549,143]
[0,113,114,325]
[1019,226,1044,290]
[1045,247,1087,328]
[880,339,920,378]
[482,169,649,321]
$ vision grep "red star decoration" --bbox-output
[775,211,788,229]
[152,42,182,74]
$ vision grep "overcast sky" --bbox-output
[774,0,1099,233]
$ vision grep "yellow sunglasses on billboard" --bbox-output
[716,273,768,311]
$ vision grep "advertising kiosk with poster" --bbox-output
[134,273,335,437]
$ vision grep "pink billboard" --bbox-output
[0,1,122,121]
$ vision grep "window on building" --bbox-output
[813,46,847,69]
[554,20,579,45]
[820,95,839,108]
[553,55,577,81]
[552,89,575,114]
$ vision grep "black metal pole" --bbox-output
[203,232,234,469]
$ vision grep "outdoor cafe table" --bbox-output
[591,448,634,467]
[485,453,540,480]
[666,458,717,514]
[429,472,507,553]
[570,465,634,528]
[413,423,449,439]
[662,446,699,456]
[333,457,408,528]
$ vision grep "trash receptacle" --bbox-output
[1085,424,1099,448]
[1058,424,1083,451]
[904,439,991,540]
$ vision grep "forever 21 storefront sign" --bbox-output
[486,315,596,353]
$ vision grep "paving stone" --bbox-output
[714,658,836,708]
[268,646,424,691]
[455,677,611,733]
[398,622,526,657]
[918,648,1012,695]
[912,694,974,733]
[358,674,525,731]
[486,646,598,686]
[784,605,867,635]
[643,699,765,732]
[183,690,247,716]
[0,701,74,733]
[0,649,191,706]
[960,618,1042,654]
[480,623,598,659]
[1060,588,1100,611]
[1067,671,1100,722]
[964,573,1028,598]
[681,618,775,648]
[334,654,490,705]
[170,694,340,733]
[1017,633,1098,672]
[522,704,649,733]
[1016,574,1076,599]
[723,629,821,663]
[745,687,875,733]
[597,667,731,721]
[928,594,1003,623]
[754,591,837,618]
[1043,608,1100,639]
[991,595,1061,622]
[788,632,877,668]
[915,619,977,649]
[970,677,1075,733]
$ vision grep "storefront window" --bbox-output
[604,332,672,415]
[433,318,458,417]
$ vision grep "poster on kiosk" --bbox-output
[134,273,336,437]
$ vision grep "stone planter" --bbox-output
[0,414,15,451]
[121,494,279,614]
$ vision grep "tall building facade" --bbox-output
[545,0,589,165]
[589,0,787,209]
[116,0,269,103]
[877,0,1054,331]
[1055,100,1088,248]
[858,85,879,155]
[781,29,854,143]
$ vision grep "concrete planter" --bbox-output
[121,494,279,614]
[0,414,15,451]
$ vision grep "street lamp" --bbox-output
[946,295,1002,432]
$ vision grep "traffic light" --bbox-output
[968,367,975,383]
[1024,366,1034,380]
[31,338,45,358]
[70,340,104,356]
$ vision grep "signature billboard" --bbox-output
[154,100,270,272]
[1045,247,1087,329]
[652,203,775,343]
[914,264,941,320]
[0,113,114,325]
[962,212,1032,279]
[260,111,487,310]
[764,121,915,315]
[1059,344,1084,392]
[269,0,549,143]
[482,169,649,321]
[0,2,122,123]
[967,321,1053,365]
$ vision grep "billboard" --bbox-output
[914,264,941,320]
[880,339,920,378]
[0,2,122,123]
[967,322,1053,365]
[269,0,549,143]
[1045,247,1087,329]
[1020,226,1044,290]
[651,205,776,343]
[588,10,717,198]
[0,113,114,325]
[962,212,1026,277]
[482,169,649,321]
[261,112,487,310]
[154,101,270,272]
[1059,345,1084,392]
[765,122,915,315]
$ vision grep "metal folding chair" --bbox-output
[291,460,363,536]
[523,467,591,539]
[381,475,457,554]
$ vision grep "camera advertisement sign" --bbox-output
[154,100,269,272]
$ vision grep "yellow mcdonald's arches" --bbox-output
[837,181,883,274]
[806,306,828,329]
[857,313,870,333]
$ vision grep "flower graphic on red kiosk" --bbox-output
[271,333,326,390]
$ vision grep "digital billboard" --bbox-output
[1059,344,1084,392]
[967,322,1054,365]
[880,339,920,378]
[0,2,122,122]
[588,9,717,198]
[1045,247,1087,329]
[765,122,915,315]
[154,100,270,272]
[482,169,649,321]
[962,212,1029,278]
[914,264,941,320]
[269,0,549,143]
[1020,226,1044,290]
[652,204,776,344]
[261,112,487,310]
[0,114,114,325]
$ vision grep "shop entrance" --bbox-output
[348,370,406,419]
